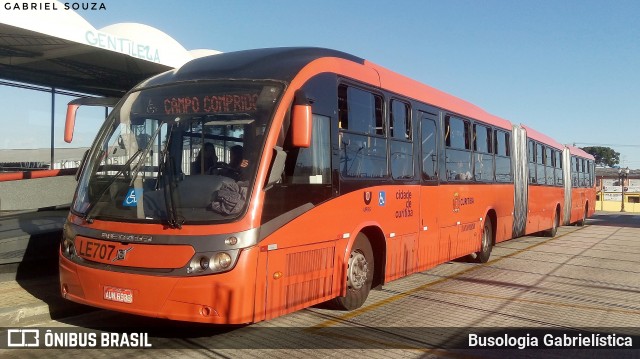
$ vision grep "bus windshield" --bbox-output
[72,80,284,225]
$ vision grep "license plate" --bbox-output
[103,286,133,304]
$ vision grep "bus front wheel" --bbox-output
[331,233,374,311]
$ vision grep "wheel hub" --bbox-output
[347,251,368,289]
[481,228,489,252]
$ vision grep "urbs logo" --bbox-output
[453,192,475,212]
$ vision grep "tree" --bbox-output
[581,146,620,167]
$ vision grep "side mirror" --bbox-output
[64,103,80,143]
[291,90,312,148]
[65,97,120,143]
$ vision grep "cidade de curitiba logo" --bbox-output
[3,2,107,11]
[5,329,152,349]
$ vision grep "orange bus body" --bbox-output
[59,48,596,324]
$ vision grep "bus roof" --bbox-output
[366,61,512,130]
[520,124,564,151]
[566,145,595,160]
[136,47,364,89]
[136,47,513,131]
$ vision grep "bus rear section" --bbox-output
[564,146,596,225]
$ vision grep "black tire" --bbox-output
[577,205,587,227]
[545,210,559,237]
[331,233,374,311]
[472,219,493,263]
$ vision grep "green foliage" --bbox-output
[581,146,619,167]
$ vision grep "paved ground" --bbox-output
[0,212,639,358]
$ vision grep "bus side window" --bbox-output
[472,123,494,182]
[536,143,546,185]
[528,140,536,184]
[390,100,413,180]
[420,116,437,181]
[494,130,512,182]
[445,115,472,181]
[571,156,580,187]
[338,84,384,136]
[554,150,563,186]
[338,84,387,178]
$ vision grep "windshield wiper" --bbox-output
[157,124,183,229]
[82,149,142,222]
[129,124,164,186]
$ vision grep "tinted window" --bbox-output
[390,100,411,140]
[495,130,511,182]
[445,116,469,150]
[474,124,491,154]
[338,85,387,178]
[338,85,384,136]
[421,117,437,181]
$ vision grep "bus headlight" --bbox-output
[211,252,232,270]
[199,256,210,270]
[61,222,77,258]
[62,238,75,257]
[187,250,238,275]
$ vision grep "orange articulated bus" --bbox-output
[59,47,595,324]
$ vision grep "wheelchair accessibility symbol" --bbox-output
[123,188,142,207]
[378,191,386,206]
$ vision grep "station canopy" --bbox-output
[0,1,220,97]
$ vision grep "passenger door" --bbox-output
[418,113,446,269]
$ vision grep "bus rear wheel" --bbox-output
[331,233,374,311]
[472,219,493,263]
[545,211,559,237]
[577,204,588,226]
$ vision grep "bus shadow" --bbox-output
[587,213,640,228]
[54,309,245,338]
[0,207,95,324]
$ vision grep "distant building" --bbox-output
[595,167,640,212]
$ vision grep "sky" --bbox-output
[35,0,640,167]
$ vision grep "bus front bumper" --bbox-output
[59,246,258,324]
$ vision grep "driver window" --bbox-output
[285,114,331,184]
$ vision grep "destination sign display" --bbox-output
[133,82,282,117]
[162,93,259,115]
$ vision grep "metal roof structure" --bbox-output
[0,1,220,97]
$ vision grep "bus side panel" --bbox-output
[525,186,562,235]
[569,187,594,223]
[450,183,514,257]
[494,184,516,244]
[474,184,514,245]
[385,185,421,282]
[417,186,445,271]
[386,233,419,282]
[265,241,339,320]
